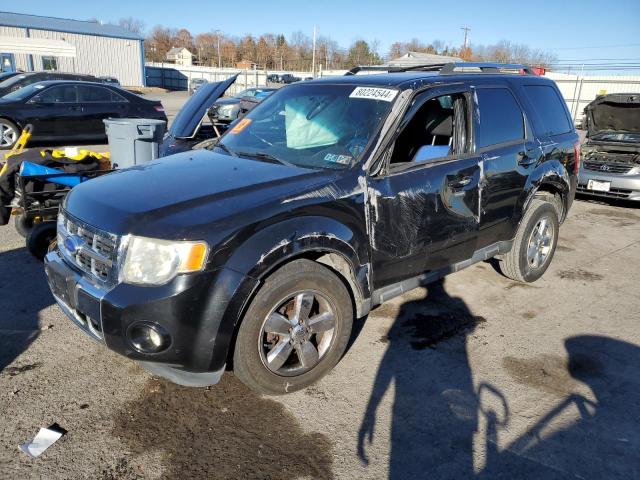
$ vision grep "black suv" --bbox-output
[44,63,579,395]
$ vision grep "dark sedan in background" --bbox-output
[0,81,166,148]
[0,71,99,98]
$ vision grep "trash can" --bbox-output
[104,118,166,169]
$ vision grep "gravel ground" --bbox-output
[1,93,639,478]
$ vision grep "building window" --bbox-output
[42,56,58,71]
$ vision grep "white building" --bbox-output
[166,47,193,67]
[0,11,145,86]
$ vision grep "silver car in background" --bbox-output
[578,93,640,201]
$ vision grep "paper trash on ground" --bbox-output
[19,426,65,458]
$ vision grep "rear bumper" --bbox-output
[44,249,252,385]
[578,169,640,201]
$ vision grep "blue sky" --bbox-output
[9,0,640,68]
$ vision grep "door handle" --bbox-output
[448,176,473,189]
[68,106,83,112]
[518,150,537,167]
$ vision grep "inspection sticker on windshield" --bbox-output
[324,153,352,165]
[349,87,397,102]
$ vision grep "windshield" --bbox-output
[217,83,395,169]
[591,132,640,143]
[1,83,45,101]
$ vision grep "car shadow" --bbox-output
[0,246,53,371]
[358,279,493,479]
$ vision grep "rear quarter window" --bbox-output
[522,85,572,136]
[475,87,524,148]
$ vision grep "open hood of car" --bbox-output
[169,74,238,138]
[584,93,640,137]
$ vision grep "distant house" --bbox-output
[235,59,256,69]
[388,51,463,67]
[166,47,193,66]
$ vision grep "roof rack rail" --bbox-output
[345,62,536,76]
[439,62,535,75]
[345,64,446,75]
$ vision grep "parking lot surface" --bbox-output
[1,195,639,479]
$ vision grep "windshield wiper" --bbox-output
[215,143,238,156]
[235,150,294,167]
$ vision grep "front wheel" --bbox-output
[498,199,559,283]
[233,259,353,395]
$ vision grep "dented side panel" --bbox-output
[366,157,481,288]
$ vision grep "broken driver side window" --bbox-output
[389,93,468,166]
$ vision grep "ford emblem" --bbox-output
[64,235,85,255]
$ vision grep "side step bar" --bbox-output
[370,240,513,306]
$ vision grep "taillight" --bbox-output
[573,141,581,174]
[153,105,165,112]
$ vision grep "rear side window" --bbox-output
[522,85,572,136]
[475,88,524,148]
[77,85,115,102]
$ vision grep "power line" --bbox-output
[547,43,640,50]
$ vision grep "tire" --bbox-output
[14,214,34,238]
[233,259,353,395]
[498,199,559,283]
[0,118,19,150]
[26,221,57,261]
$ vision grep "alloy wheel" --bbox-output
[259,290,336,376]
[0,123,17,147]
[526,215,554,269]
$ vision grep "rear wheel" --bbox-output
[233,259,353,395]
[0,118,19,149]
[26,221,57,261]
[498,199,559,283]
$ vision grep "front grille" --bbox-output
[577,184,632,199]
[583,161,634,174]
[59,212,119,285]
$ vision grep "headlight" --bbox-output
[217,104,235,116]
[120,236,209,285]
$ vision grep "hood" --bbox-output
[64,150,336,238]
[584,93,640,137]
[169,74,238,138]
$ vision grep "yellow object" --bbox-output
[44,149,110,161]
[3,124,33,161]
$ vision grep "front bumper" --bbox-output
[44,249,249,386]
[578,168,640,201]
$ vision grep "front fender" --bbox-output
[206,216,371,370]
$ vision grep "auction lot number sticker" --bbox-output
[349,87,398,102]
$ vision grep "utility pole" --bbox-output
[214,30,222,69]
[461,26,471,49]
[312,25,317,77]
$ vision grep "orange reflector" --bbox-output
[181,242,208,271]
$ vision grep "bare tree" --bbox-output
[118,17,146,36]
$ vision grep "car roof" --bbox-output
[27,79,108,87]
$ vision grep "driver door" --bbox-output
[367,87,481,288]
